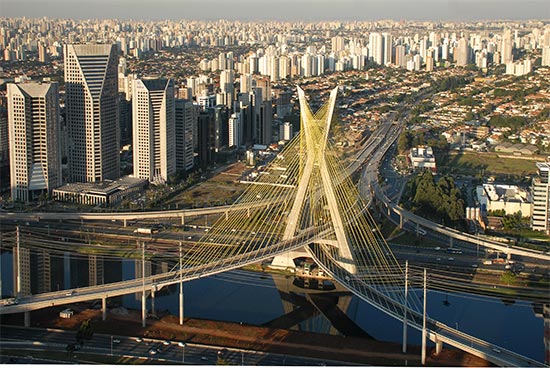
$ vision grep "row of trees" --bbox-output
[402,170,465,225]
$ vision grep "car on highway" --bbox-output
[135,337,143,343]
[162,340,170,346]
[447,257,454,261]
[65,290,76,296]
[112,338,121,343]
[148,348,158,355]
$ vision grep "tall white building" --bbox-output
[369,32,383,65]
[132,78,175,183]
[65,44,119,183]
[279,122,293,141]
[228,113,241,148]
[542,28,550,67]
[382,33,393,66]
[456,38,470,66]
[501,29,514,65]
[531,162,550,234]
[7,82,61,202]
[220,69,234,108]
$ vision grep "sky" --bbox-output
[1,0,549,22]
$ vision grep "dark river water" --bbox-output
[0,251,546,363]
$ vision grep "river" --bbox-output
[0,250,546,363]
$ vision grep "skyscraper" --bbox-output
[228,113,241,148]
[501,29,513,65]
[175,99,196,173]
[542,28,550,67]
[456,37,470,66]
[65,44,119,183]
[132,78,175,183]
[382,33,393,66]
[531,162,550,234]
[369,32,383,65]
[7,82,61,202]
[220,69,234,108]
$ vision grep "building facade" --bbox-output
[7,82,62,202]
[65,44,119,183]
[531,162,550,234]
[175,99,196,173]
[132,78,175,183]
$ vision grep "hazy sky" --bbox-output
[1,0,549,22]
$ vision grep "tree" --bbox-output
[500,271,516,286]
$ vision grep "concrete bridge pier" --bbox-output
[123,219,127,227]
[24,311,30,327]
[179,282,184,325]
[102,297,107,321]
[180,215,185,226]
[151,289,156,316]
[450,237,454,248]
[399,212,403,229]
[141,291,147,328]
[435,338,443,355]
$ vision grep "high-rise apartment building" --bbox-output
[382,33,393,66]
[228,113,241,148]
[456,37,470,66]
[220,69,234,108]
[542,28,550,67]
[501,29,514,65]
[65,44,119,183]
[175,99,195,173]
[531,162,550,234]
[132,78,175,183]
[7,82,62,202]
[369,32,383,65]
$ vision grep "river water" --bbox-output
[0,251,546,363]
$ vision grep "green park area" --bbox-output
[439,152,541,177]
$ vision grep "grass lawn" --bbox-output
[440,151,541,177]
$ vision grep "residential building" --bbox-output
[531,162,550,234]
[175,99,196,173]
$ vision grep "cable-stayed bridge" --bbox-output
[0,87,544,366]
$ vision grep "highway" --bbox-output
[0,325,340,366]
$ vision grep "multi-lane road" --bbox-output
[0,325,347,366]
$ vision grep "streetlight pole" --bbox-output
[141,241,146,328]
[402,260,408,353]
[178,342,186,363]
[179,242,184,325]
[421,268,427,366]
[16,226,20,297]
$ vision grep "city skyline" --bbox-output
[1,0,550,22]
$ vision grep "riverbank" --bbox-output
[4,303,492,367]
